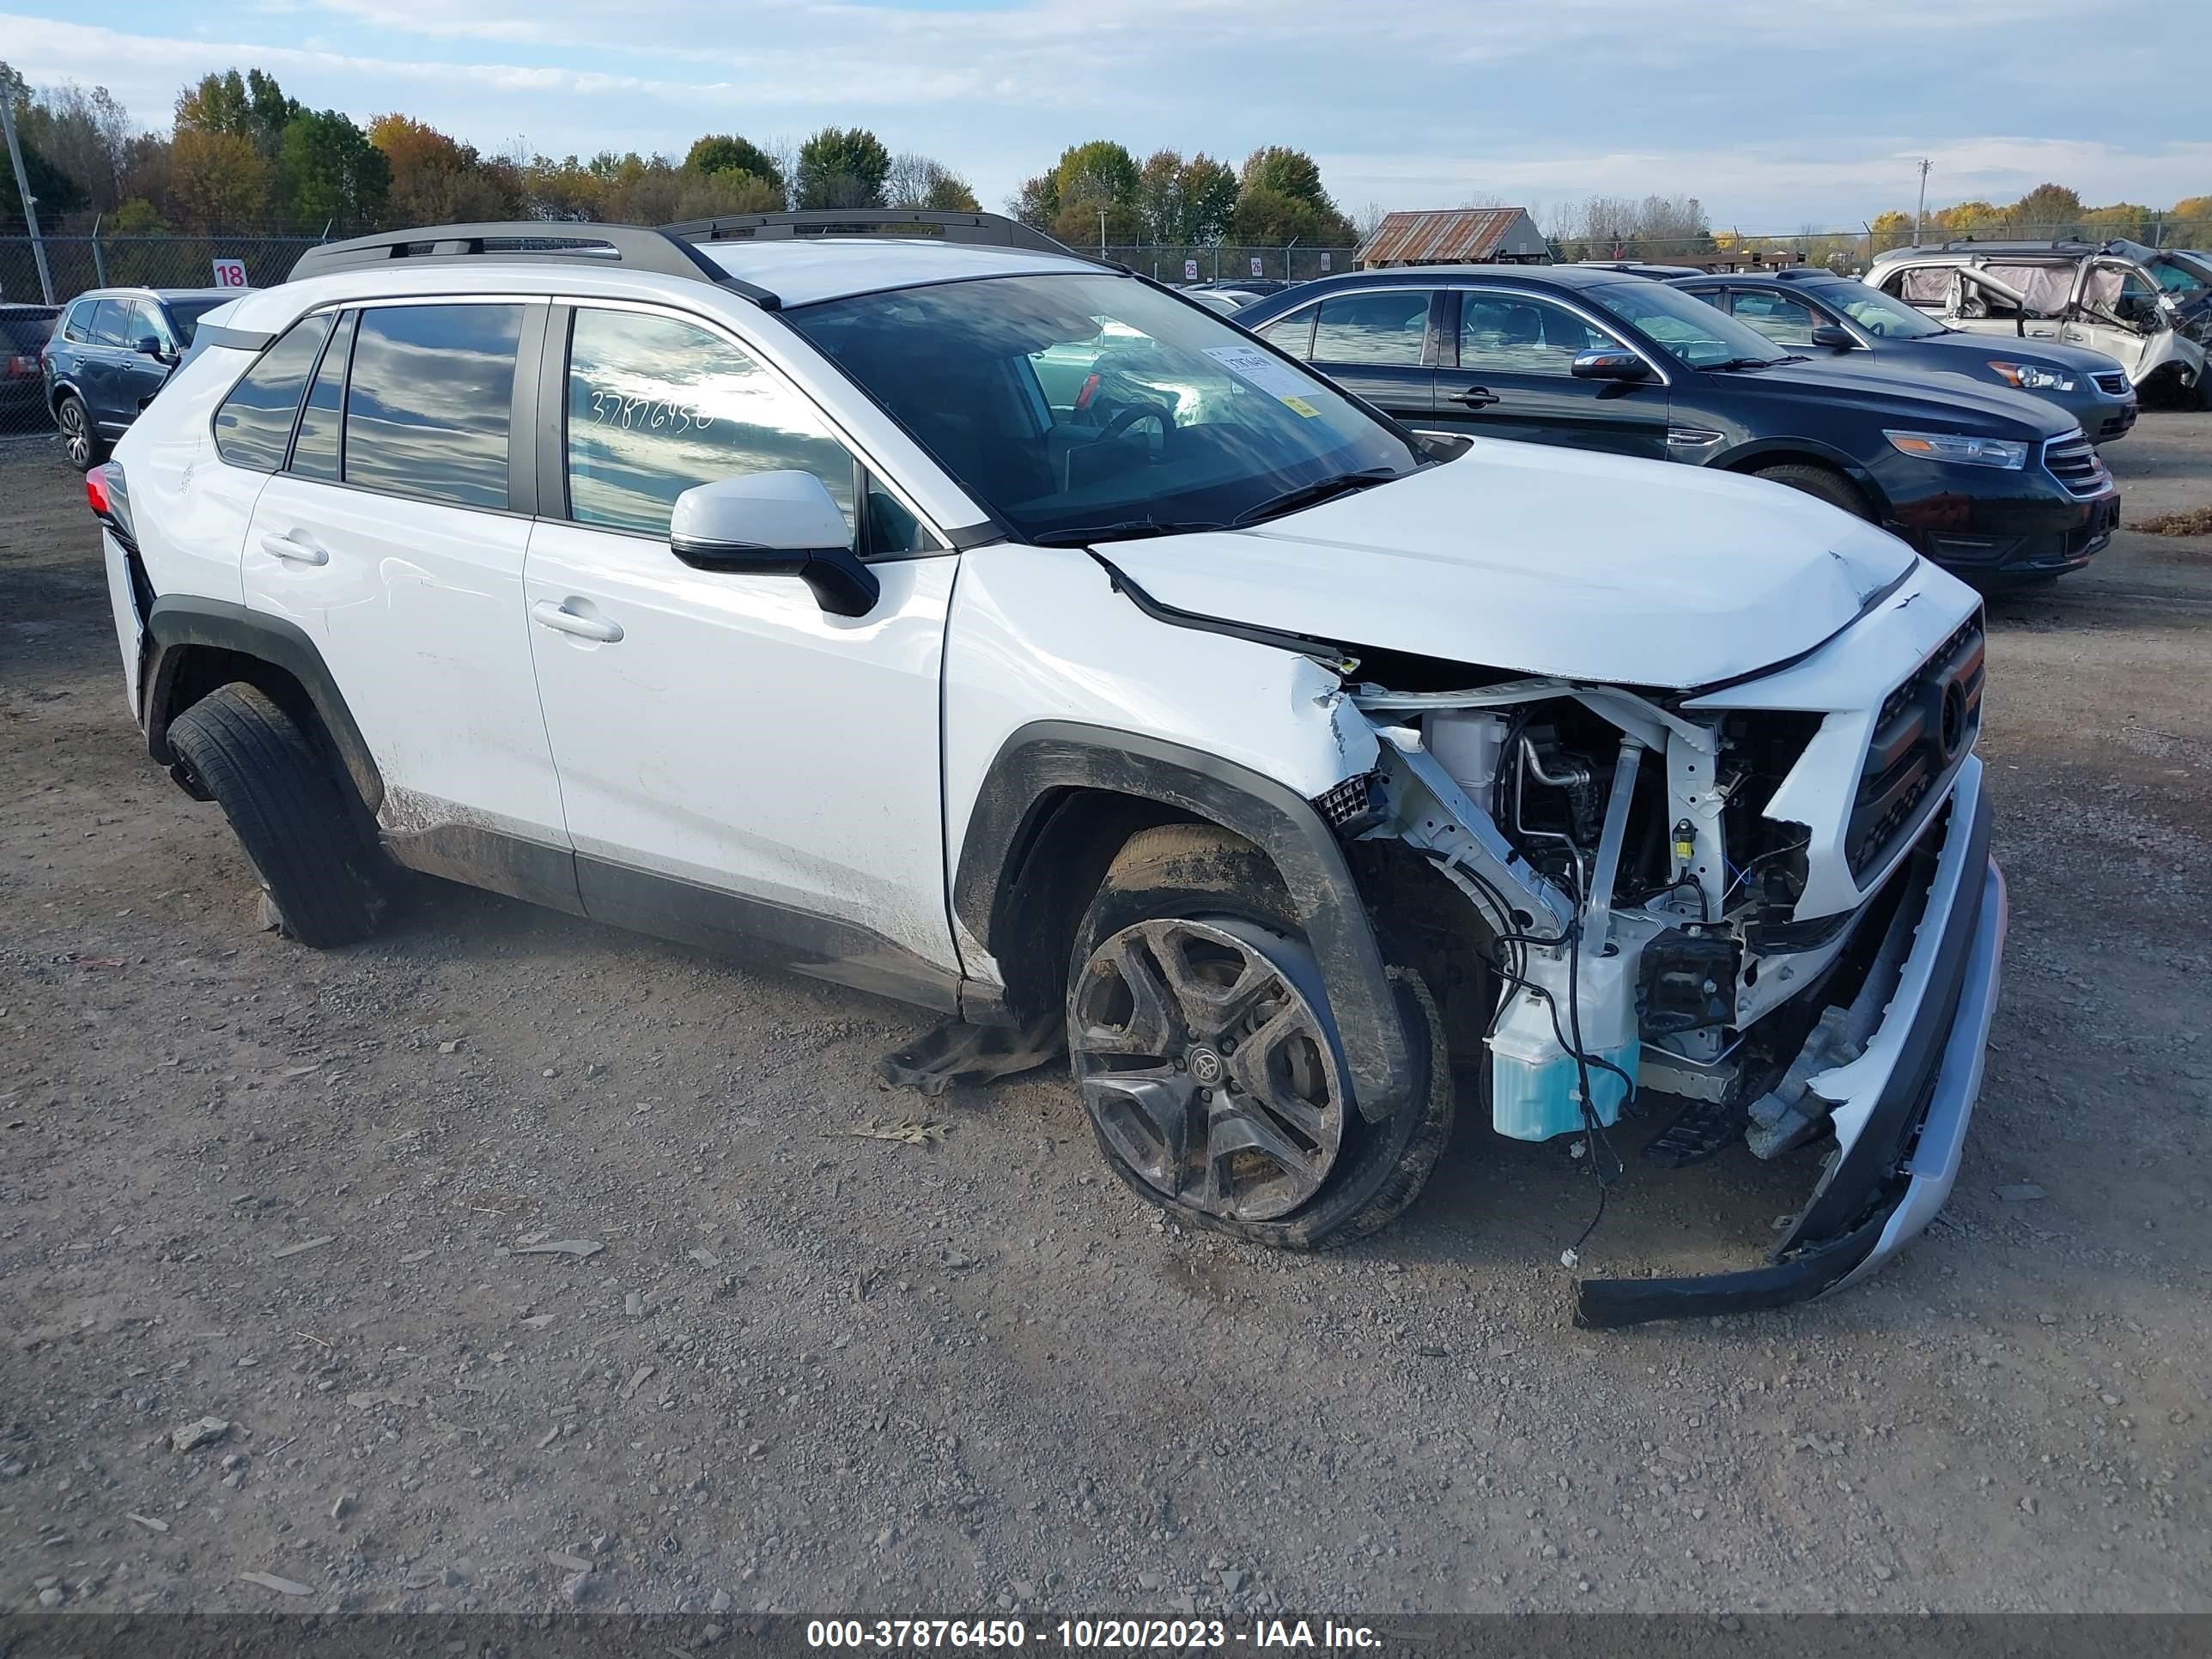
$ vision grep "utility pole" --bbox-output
[1,89,56,305]
[1914,158,1932,247]
[1098,204,1107,257]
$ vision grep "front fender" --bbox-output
[954,722,1413,1123]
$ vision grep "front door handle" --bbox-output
[1448,386,1500,408]
[259,532,328,567]
[531,599,623,644]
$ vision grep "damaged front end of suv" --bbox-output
[1229,558,2003,1328]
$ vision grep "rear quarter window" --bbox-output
[213,313,337,471]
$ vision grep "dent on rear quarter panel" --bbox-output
[117,346,265,611]
[940,543,1378,904]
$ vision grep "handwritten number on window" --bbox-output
[586,388,714,433]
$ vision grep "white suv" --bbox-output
[87,212,2005,1327]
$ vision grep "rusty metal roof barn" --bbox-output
[1356,208,1551,268]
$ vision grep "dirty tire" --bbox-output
[165,684,386,949]
[1067,823,1454,1249]
[58,392,106,471]
[1752,462,1874,521]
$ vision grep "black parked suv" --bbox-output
[41,288,235,469]
[1235,265,2118,585]
[0,304,60,434]
[1670,267,2138,446]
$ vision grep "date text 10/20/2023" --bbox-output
[805,1621,1382,1650]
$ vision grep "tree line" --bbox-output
[0,62,977,239]
[1009,141,1360,249]
[1865,184,2212,249]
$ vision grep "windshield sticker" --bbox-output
[1205,343,1322,411]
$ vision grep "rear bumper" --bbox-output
[1576,758,2003,1328]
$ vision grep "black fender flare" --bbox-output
[953,721,1411,1122]
[142,596,385,816]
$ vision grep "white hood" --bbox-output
[1093,439,1917,690]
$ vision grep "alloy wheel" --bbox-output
[59,400,88,466]
[1071,916,1346,1222]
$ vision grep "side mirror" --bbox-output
[1570,348,1652,383]
[669,470,878,618]
[134,334,167,360]
[1808,324,1856,350]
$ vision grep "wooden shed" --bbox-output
[1356,208,1550,268]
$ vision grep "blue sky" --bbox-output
[4,0,2205,232]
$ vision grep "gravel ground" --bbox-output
[2,422,2207,1620]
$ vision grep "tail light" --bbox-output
[4,352,37,379]
[87,462,137,550]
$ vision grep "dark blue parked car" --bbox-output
[1670,268,2138,446]
[40,288,235,470]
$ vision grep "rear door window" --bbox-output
[61,300,95,343]
[1253,304,1318,358]
[343,304,523,510]
[289,311,356,482]
[212,313,337,471]
[88,301,130,346]
[1726,289,1820,345]
[1312,292,1431,366]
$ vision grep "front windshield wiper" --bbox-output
[1231,466,1402,528]
[1705,356,1790,372]
[1030,519,1229,547]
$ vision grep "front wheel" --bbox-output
[1066,824,1454,1249]
[57,393,106,472]
[1751,461,1874,520]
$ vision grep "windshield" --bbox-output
[784,273,1422,544]
[1827,283,1948,339]
[1585,279,1790,368]
[164,299,228,346]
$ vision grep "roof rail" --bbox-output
[661,208,1085,259]
[285,222,783,309]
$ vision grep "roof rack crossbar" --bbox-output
[285,222,782,310]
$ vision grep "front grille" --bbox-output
[2043,431,2109,498]
[2090,370,2129,396]
[1851,613,1984,878]
[2098,404,2138,442]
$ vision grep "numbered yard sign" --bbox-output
[1184,258,1199,282]
[210,258,249,289]
[1249,256,1263,278]
[1320,252,1332,271]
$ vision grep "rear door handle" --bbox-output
[531,599,623,643]
[1448,386,1500,408]
[259,532,328,567]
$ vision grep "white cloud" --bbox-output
[2,1,2196,228]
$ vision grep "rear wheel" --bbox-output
[57,392,106,471]
[166,684,388,948]
[1752,461,1874,520]
[1066,824,1454,1249]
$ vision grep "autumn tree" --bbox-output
[2008,182,2082,235]
[1869,209,1912,252]
[794,127,890,210]
[368,113,519,223]
[167,128,271,233]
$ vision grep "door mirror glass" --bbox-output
[1808,324,1856,349]
[1569,349,1652,382]
[670,471,879,617]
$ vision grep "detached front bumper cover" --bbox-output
[1576,757,2003,1329]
